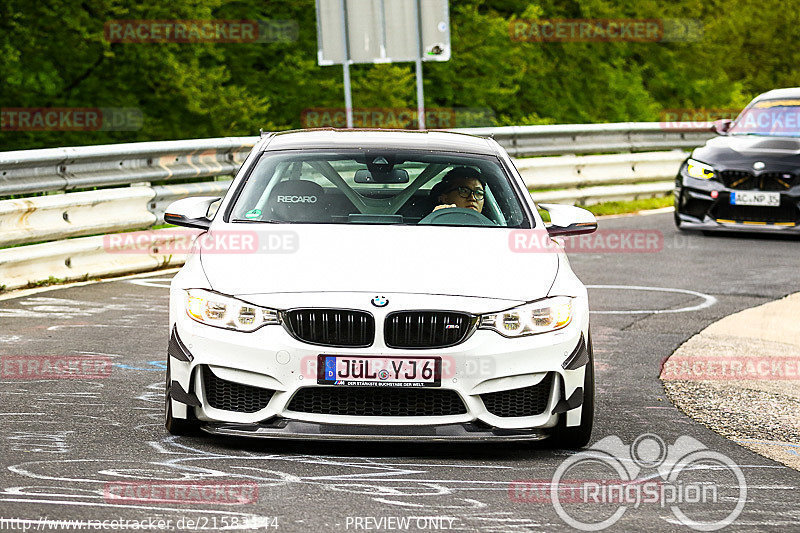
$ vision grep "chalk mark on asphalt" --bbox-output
[587,285,717,315]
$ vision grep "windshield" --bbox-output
[729,99,800,137]
[228,150,531,228]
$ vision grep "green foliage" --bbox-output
[1,0,798,151]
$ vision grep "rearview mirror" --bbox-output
[538,203,597,237]
[164,197,219,230]
[354,168,409,184]
[712,118,733,135]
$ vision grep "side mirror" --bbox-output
[164,197,219,230]
[712,118,733,135]
[538,203,597,237]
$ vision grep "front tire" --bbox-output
[547,335,595,449]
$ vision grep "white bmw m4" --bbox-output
[164,129,599,447]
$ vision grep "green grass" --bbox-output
[583,195,674,216]
[537,195,674,219]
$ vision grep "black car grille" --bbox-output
[202,366,275,413]
[481,373,554,418]
[713,198,798,224]
[284,309,374,347]
[287,387,467,416]
[384,311,475,349]
[719,170,796,191]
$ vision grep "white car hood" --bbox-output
[199,224,558,301]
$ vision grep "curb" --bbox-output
[661,292,800,470]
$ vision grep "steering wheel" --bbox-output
[417,207,496,226]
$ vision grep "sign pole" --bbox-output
[413,0,425,130]
[339,0,354,128]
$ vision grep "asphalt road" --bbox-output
[1,212,799,532]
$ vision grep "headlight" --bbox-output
[686,159,715,180]
[479,296,573,337]
[184,289,280,332]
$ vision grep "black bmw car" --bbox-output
[675,87,800,233]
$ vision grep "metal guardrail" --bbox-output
[455,122,714,157]
[0,122,711,291]
[0,137,254,196]
[0,123,712,196]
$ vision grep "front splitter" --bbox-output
[201,419,549,442]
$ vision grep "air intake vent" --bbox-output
[481,373,554,417]
[384,311,475,349]
[284,309,374,347]
[287,387,467,416]
[202,366,274,413]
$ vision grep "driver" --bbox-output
[430,167,486,213]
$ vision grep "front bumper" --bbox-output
[167,293,591,438]
[202,420,549,442]
[675,173,800,233]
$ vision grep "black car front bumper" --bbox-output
[675,172,800,234]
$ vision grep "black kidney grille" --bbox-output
[287,387,467,416]
[202,366,274,413]
[481,373,554,417]
[385,311,475,348]
[720,170,796,191]
[285,309,374,347]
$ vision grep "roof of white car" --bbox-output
[262,129,499,156]
[753,87,800,100]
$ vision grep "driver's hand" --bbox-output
[433,204,457,211]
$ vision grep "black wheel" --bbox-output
[164,357,201,436]
[547,335,595,449]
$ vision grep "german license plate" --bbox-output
[317,355,441,387]
[730,191,780,206]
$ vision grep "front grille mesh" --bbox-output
[713,198,798,224]
[202,366,274,413]
[384,311,474,348]
[284,309,374,347]
[287,387,467,416]
[481,373,554,417]
[720,170,796,191]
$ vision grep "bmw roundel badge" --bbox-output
[371,296,389,307]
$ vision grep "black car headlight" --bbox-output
[686,159,715,180]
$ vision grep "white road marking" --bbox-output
[587,285,717,314]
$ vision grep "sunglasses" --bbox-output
[446,185,485,200]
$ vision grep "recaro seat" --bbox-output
[265,180,330,223]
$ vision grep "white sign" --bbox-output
[316,0,450,65]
